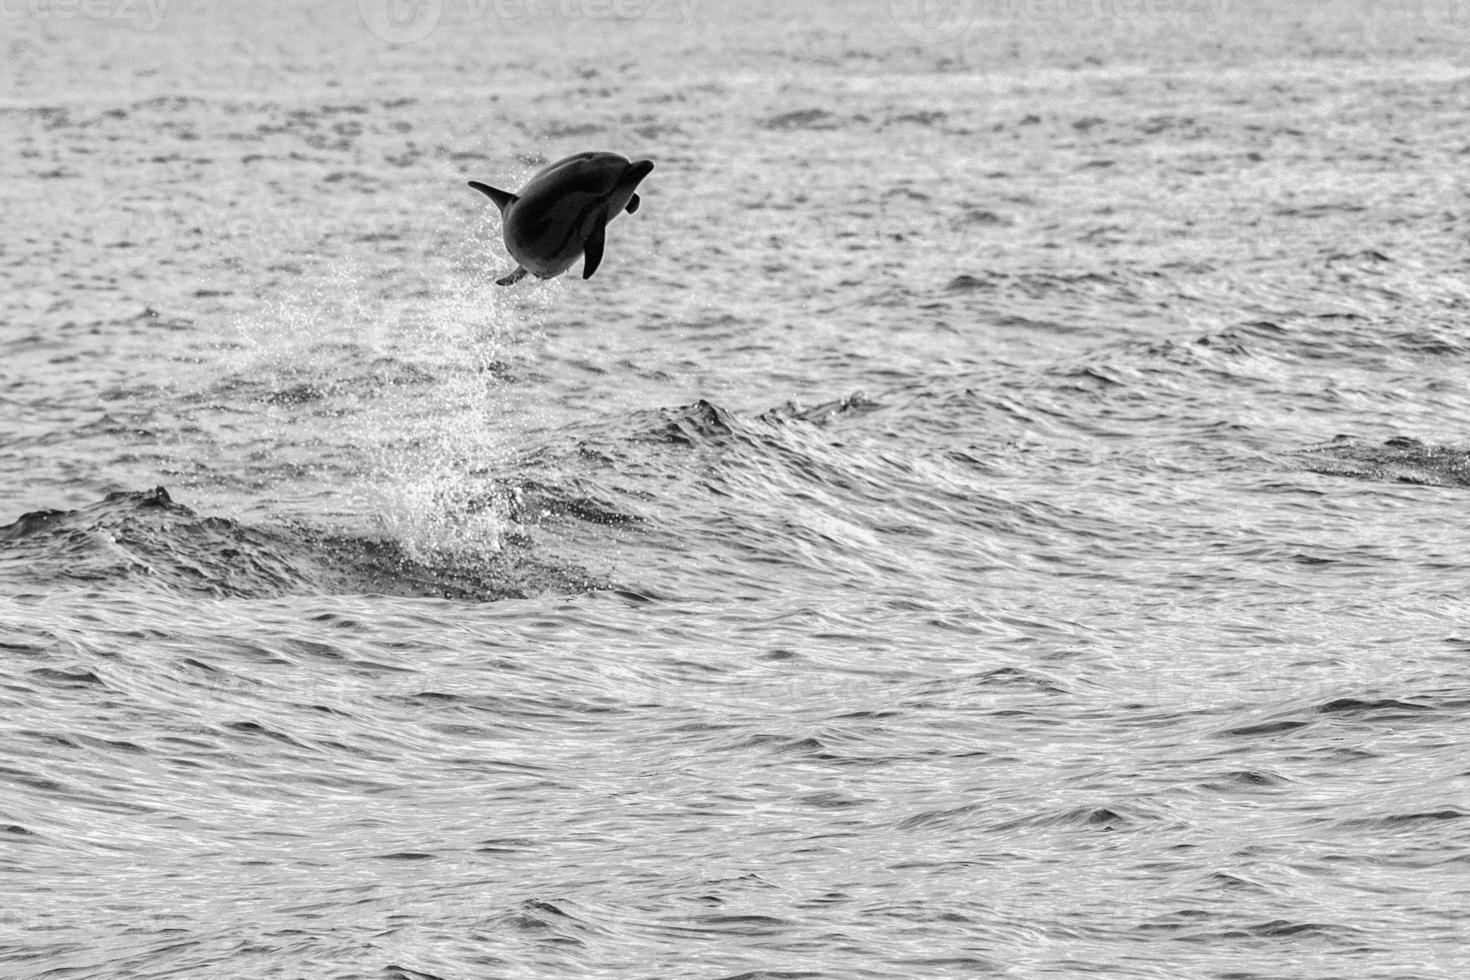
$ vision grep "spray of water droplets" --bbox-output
[219,231,562,567]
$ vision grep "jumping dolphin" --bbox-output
[468,151,654,286]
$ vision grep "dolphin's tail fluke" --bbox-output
[468,181,518,213]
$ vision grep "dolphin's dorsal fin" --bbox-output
[468,181,518,213]
[582,208,609,280]
[625,193,641,215]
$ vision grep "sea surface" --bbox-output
[3,1,1470,977]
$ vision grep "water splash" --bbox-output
[218,242,559,565]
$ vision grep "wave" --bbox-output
[0,487,603,601]
[1299,436,1470,488]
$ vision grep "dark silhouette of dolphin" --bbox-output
[468,151,654,286]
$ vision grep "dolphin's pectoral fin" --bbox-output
[625,193,641,215]
[582,208,609,280]
[468,181,519,214]
[495,266,530,286]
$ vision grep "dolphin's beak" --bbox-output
[625,160,655,185]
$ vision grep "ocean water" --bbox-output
[4,0,1470,977]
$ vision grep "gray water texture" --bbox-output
[3,1,1470,978]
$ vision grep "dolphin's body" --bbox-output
[468,152,654,286]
